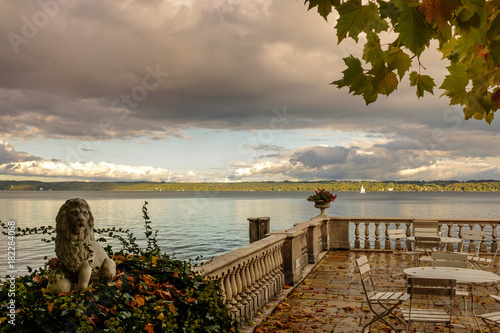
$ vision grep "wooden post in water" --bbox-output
[248,217,270,243]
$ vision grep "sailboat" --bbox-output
[360,185,366,194]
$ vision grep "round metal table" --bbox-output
[403,266,500,284]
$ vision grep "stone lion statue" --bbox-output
[47,198,116,293]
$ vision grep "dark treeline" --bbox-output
[0,180,499,192]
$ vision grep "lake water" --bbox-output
[1,190,500,276]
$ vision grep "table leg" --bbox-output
[470,285,482,332]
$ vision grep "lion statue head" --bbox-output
[55,198,95,273]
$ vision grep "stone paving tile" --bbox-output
[255,250,500,333]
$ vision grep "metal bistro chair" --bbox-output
[429,252,471,319]
[355,255,409,332]
[413,219,440,237]
[388,228,407,251]
[414,235,442,265]
[429,252,469,268]
[478,294,500,332]
[401,278,456,333]
[459,229,484,269]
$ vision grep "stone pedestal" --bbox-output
[327,218,350,250]
[248,217,270,243]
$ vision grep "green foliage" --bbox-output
[0,180,499,192]
[0,202,238,333]
[304,0,500,123]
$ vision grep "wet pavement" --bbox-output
[254,251,500,333]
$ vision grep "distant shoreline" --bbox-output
[0,180,499,192]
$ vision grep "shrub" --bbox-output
[0,202,238,333]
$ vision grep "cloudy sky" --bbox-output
[1,0,499,183]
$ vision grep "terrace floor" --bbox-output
[254,251,500,333]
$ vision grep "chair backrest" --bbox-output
[413,220,440,236]
[430,252,469,268]
[407,277,456,298]
[460,229,483,253]
[355,256,376,298]
[415,235,441,252]
[388,229,406,239]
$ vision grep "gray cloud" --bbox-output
[0,141,41,164]
[290,146,351,168]
[1,0,463,138]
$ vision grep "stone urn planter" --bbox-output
[313,200,331,218]
[307,189,337,219]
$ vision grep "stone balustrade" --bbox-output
[198,234,287,320]
[346,217,500,253]
[200,216,500,324]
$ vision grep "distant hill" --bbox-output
[0,180,499,192]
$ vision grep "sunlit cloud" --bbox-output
[0,160,197,182]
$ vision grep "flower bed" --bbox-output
[0,203,238,333]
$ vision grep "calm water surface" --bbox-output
[1,190,499,276]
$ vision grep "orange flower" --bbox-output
[128,294,146,309]
[144,323,155,333]
[151,256,158,267]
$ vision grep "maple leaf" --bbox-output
[395,4,432,56]
[493,88,500,107]
[419,0,455,35]
[487,13,500,42]
[378,0,400,25]
[386,47,412,79]
[410,72,436,97]
[333,56,369,94]
[489,39,500,66]
[335,0,384,43]
[370,64,398,96]
[305,0,337,20]
[363,32,385,65]
[440,63,469,104]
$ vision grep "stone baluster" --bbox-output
[480,224,487,252]
[237,263,250,319]
[458,224,464,242]
[273,245,283,293]
[492,224,498,253]
[364,222,370,249]
[354,222,360,249]
[274,244,284,292]
[223,269,237,317]
[468,224,477,253]
[248,257,260,314]
[223,271,232,305]
[446,222,453,251]
[395,222,402,250]
[269,249,278,297]
[234,265,245,318]
[252,255,263,309]
[268,247,279,296]
[242,260,254,319]
[384,222,391,250]
[256,254,268,305]
[229,268,239,318]
[262,251,273,301]
[405,222,412,250]
[374,222,381,249]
